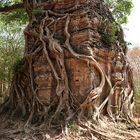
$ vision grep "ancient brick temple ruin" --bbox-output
[1,0,135,125]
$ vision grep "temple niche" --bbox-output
[33,54,54,105]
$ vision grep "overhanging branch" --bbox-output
[0,3,24,13]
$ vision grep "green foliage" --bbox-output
[0,20,24,104]
[99,20,119,47]
[0,0,22,6]
[33,7,45,16]
[33,7,46,20]
[105,0,133,24]
[136,90,140,97]
[0,0,28,25]
[0,0,25,103]
[0,22,24,82]
[0,11,28,25]
[135,81,140,97]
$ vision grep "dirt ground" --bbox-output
[0,116,140,140]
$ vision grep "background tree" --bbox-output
[0,0,26,104]
[105,0,133,24]
[127,47,140,116]
[0,19,24,103]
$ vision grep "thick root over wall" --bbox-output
[0,0,138,139]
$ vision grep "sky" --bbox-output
[123,0,140,48]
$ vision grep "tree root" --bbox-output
[0,0,136,135]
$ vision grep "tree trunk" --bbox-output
[0,0,135,128]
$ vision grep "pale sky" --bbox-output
[123,0,140,47]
